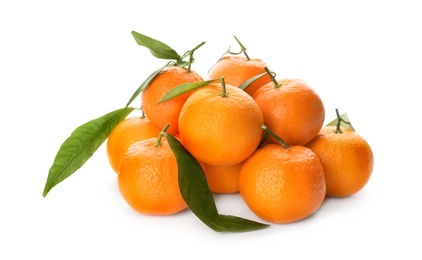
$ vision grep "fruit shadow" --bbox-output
[318,192,367,213]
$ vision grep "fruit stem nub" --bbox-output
[220,77,228,97]
[155,123,170,147]
[261,125,290,150]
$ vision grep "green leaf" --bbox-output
[165,133,269,232]
[42,107,135,197]
[326,112,356,131]
[158,79,218,104]
[125,64,168,108]
[131,31,181,61]
[176,60,189,67]
[239,72,267,90]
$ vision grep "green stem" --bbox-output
[187,41,206,72]
[334,108,352,134]
[155,123,170,147]
[220,77,228,97]
[233,35,250,61]
[335,109,342,133]
[261,125,290,150]
[265,67,280,88]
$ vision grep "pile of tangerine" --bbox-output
[106,48,374,224]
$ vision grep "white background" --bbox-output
[1,0,421,259]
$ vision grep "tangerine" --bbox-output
[253,77,325,146]
[305,125,374,197]
[178,82,264,166]
[106,116,161,173]
[117,132,187,215]
[208,55,272,96]
[141,65,203,135]
[239,142,326,224]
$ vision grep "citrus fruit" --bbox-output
[141,66,203,135]
[305,125,374,197]
[117,134,187,215]
[239,143,326,224]
[106,116,161,173]
[253,77,325,146]
[208,55,272,96]
[202,161,244,194]
[178,82,264,166]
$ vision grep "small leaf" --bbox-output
[176,60,189,67]
[126,64,168,108]
[239,72,267,90]
[158,79,218,104]
[131,31,181,61]
[326,112,356,131]
[42,107,135,197]
[165,133,269,232]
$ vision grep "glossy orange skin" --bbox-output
[142,66,203,135]
[253,78,325,146]
[178,84,264,166]
[208,55,272,96]
[305,126,374,197]
[106,117,161,173]
[239,144,326,224]
[117,137,187,215]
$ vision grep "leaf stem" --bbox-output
[155,123,170,147]
[335,108,352,134]
[187,41,206,72]
[265,67,280,88]
[233,35,250,60]
[261,125,290,150]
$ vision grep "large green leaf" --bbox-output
[42,107,134,197]
[131,31,181,61]
[165,133,269,232]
